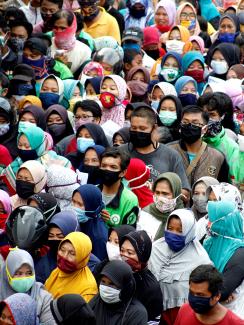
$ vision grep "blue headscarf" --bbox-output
[182,51,205,93]
[49,211,80,235]
[85,77,103,95]
[159,51,182,83]
[63,79,84,101]
[175,76,198,95]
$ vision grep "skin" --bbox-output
[47,113,63,125]
[16,168,34,183]
[20,112,36,124]
[151,86,164,101]
[75,107,99,124]
[85,83,96,96]
[159,99,176,112]
[0,202,5,214]
[167,216,183,234]
[191,41,201,52]
[154,179,174,199]
[180,5,196,21]
[10,26,28,40]
[83,149,100,166]
[86,69,100,77]
[58,241,76,263]
[53,17,68,33]
[155,6,169,26]
[108,230,119,246]
[132,71,145,83]
[0,116,8,124]
[120,239,139,262]
[124,54,143,73]
[226,69,238,79]
[180,81,197,94]
[48,226,65,240]
[13,264,32,278]
[77,127,92,138]
[18,135,31,150]
[203,106,221,120]
[163,56,179,69]
[41,78,59,93]
[73,86,81,97]
[101,63,113,75]
[101,78,119,97]
[187,60,204,71]
[193,182,207,196]
[212,50,227,66]
[169,28,181,40]
[28,199,39,208]
[113,134,124,146]
[23,47,42,60]
[219,17,236,34]
[72,191,85,209]
[100,275,118,289]
[40,0,60,18]
[0,305,14,325]
[208,190,217,201]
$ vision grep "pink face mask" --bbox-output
[54,13,77,51]
[153,195,181,213]
[75,117,94,131]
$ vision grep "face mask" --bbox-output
[180,123,202,144]
[77,137,95,153]
[18,121,36,132]
[188,292,214,314]
[218,32,235,43]
[129,6,146,18]
[106,242,121,261]
[121,255,144,272]
[181,19,196,31]
[9,37,24,53]
[39,92,60,110]
[100,92,116,109]
[156,25,171,33]
[145,49,160,60]
[18,148,39,162]
[160,68,179,82]
[185,69,204,83]
[159,111,177,126]
[179,93,197,107]
[81,5,100,22]
[47,239,61,253]
[151,100,159,111]
[22,56,48,80]
[17,84,34,96]
[72,206,90,223]
[0,214,8,230]
[164,230,186,252]
[48,123,66,138]
[154,195,178,213]
[8,275,35,293]
[0,123,10,136]
[122,43,141,53]
[99,284,121,304]
[166,40,185,54]
[206,119,222,137]
[192,195,208,213]
[211,60,228,75]
[15,180,35,199]
[57,254,77,273]
[81,165,100,183]
[100,169,121,186]
[129,130,152,148]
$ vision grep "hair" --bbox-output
[50,9,74,28]
[101,147,131,171]
[156,126,173,144]
[189,265,223,296]
[197,92,235,131]
[40,0,63,8]
[130,106,157,126]
[123,49,141,65]
[181,105,209,124]
[0,73,10,89]
[9,20,33,38]
[73,100,102,118]
[235,32,244,47]
[4,7,28,23]
[74,12,84,32]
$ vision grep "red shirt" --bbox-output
[174,303,244,325]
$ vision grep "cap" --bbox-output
[122,27,143,43]
[24,37,48,55]
[143,26,160,47]
[0,97,11,113]
[12,64,35,82]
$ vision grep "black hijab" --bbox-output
[50,294,96,325]
[108,225,135,244]
[76,123,109,147]
[19,105,46,130]
[112,127,130,144]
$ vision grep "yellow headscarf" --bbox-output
[45,232,98,301]
[18,96,42,111]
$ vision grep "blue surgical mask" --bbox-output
[39,92,60,110]
[77,137,95,153]
[164,230,186,252]
[159,111,177,126]
[151,100,159,111]
[218,32,236,43]
[122,43,141,53]
[188,292,214,314]
[72,206,90,223]
[179,93,197,107]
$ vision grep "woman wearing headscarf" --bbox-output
[72,184,107,260]
[84,77,102,99]
[11,160,47,209]
[157,52,182,84]
[150,82,177,110]
[19,105,46,131]
[50,294,96,325]
[124,158,153,209]
[149,209,212,325]
[190,35,205,54]
[18,95,42,111]
[89,260,148,324]
[227,63,244,79]
[45,104,74,145]
[175,2,201,36]
[79,61,104,86]
[154,0,177,34]
[204,183,244,319]
[38,75,65,110]
[122,0,154,29]
[93,48,123,76]
[45,232,98,300]
[113,127,130,146]
[0,145,12,174]
[0,247,55,324]
[0,189,12,261]
[0,293,39,325]
[175,76,198,107]
[163,25,192,54]
[62,79,83,109]
[120,230,163,321]
[126,66,151,84]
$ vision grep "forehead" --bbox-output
[182,111,203,120]
[190,281,210,294]
[101,156,121,166]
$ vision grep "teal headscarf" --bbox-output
[62,79,84,108]
[18,124,46,157]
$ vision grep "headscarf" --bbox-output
[155,0,176,29]
[176,2,201,36]
[112,127,130,144]
[54,11,77,51]
[126,66,151,84]
[149,209,211,309]
[160,51,182,82]
[63,79,84,102]
[125,158,153,209]
[169,25,191,43]
[219,13,240,33]
[82,62,104,77]
[45,232,98,300]
[204,197,244,272]
[50,294,96,325]
[157,95,183,126]
[182,51,205,93]
[84,77,102,95]
[175,75,198,95]
[18,95,42,111]
[124,0,154,29]
[49,211,80,235]
[228,64,244,79]
[94,37,124,60]
[224,78,244,110]
[152,82,177,97]
[39,74,64,101]
[0,293,39,325]
[108,225,135,244]
[190,35,205,54]
[18,124,46,157]
[0,189,11,231]
[0,145,12,170]
[76,123,109,147]
[19,105,46,131]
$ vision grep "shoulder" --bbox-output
[128,298,148,319]
[158,143,181,158]
[225,309,244,323]
[122,187,138,201]
[206,145,224,159]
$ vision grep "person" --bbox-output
[34,0,63,33]
[0,190,12,261]
[71,184,108,260]
[123,49,144,78]
[226,63,244,80]
[84,77,102,99]
[0,247,55,324]
[45,231,98,300]
[19,105,47,131]
[63,79,83,108]
[163,25,192,55]
[174,265,244,324]
[93,48,123,77]
[120,230,163,321]
[78,0,121,44]
[141,172,184,241]
[156,51,182,83]
[20,0,42,26]
[99,147,139,227]
[149,209,211,325]
[18,96,43,111]
[190,35,205,54]
[175,2,201,36]
[0,293,39,325]
[89,260,148,324]
[113,127,130,147]
[168,105,228,186]
[175,76,198,107]
[142,26,162,61]
[150,82,177,109]
[154,0,176,34]
[50,294,96,325]
[8,19,33,56]
[38,74,65,110]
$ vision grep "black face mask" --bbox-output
[16,180,35,199]
[129,130,152,148]
[82,165,101,184]
[99,169,121,186]
[180,123,202,144]
[145,49,160,60]
[188,292,215,314]
[18,149,39,162]
[129,6,146,18]
[178,93,197,107]
[47,239,61,254]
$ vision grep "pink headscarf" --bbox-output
[225,79,244,111]
[155,0,177,28]
[190,35,205,54]
[0,189,11,230]
[54,11,77,51]
[176,3,201,36]
[83,62,104,77]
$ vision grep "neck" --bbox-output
[197,304,227,324]
[135,142,157,154]
[84,8,101,27]
[185,139,202,153]
[103,180,121,195]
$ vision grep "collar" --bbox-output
[84,7,107,28]
[100,182,124,209]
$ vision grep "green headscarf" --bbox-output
[17,124,46,157]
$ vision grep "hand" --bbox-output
[55,54,69,66]
[224,293,235,304]
[101,209,110,223]
[181,189,190,205]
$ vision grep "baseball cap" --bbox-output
[122,27,144,43]
[24,37,48,56]
[12,64,35,82]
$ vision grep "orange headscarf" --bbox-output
[18,95,42,111]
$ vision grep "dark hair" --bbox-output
[197,15,208,32]
[73,100,102,118]
[130,106,157,126]
[4,7,28,23]
[0,73,10,89]
[235,32,244,47]
[9,20,33,38]
[50,9,74,28]
[197,92,235,131]
[124,49,141,65]
[101,147,130,171]
[181,105,209,124]
[74,12,84,32]
[189,265,223,297]
[40,0,63,8]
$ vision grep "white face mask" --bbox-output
[79,73,92,85]
[211,60,228,75]
[166,40,185,54]
[106,242,121,261]
[0,123,10,136]
[99,284,121,304]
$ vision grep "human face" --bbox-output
[180,81,197,94]
[101,78,119,97]
[100,156,122,172]
[73,86,81,98]
[113,134,124,146]
[152,86,164,101]
[169,28,181,40]
[239,0,244,10]
[0,202,5,215]
[163,56,179,69]
[10,26,28,40]
[203,107,221,120]
[154,179,173,198]
[130,116,154,132]
[131,54,143,67]
[132,71,145,83]
[219,17,236,34]
[208,190,217,201]
[100,275,118,289]
[120,239,139,262]
[212,50,225,62]
[23,47,42,60]
[191,41,201,52]
[75,107,97,124]
[159,99,176,112]
[155,6,169,26]
[18,135,31,150]
[226,69,238,80]
[13,264,32,278]
[181,112,205,128]
[58,241,76,263]
[53,17,68,33]
[189,281,220,305]
[83,149,100,166]
[180,5,196,21]
[167,216,182,234]
[47,113,63,125]
[187,60,203,71]
[85,83,96,96]
[48,226,65,240]
[77,127,92,138]
[40,0,60,19]
[72,191,85,209]
[20,112,36,125]
[108,230,119,246]
[86,69,99,77]
[0,116,8,124]
[193,182,207,196]
[16,168,34,183]
[41,78,59,93]
[0,305,14,325]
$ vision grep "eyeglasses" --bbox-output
[181,122,204,128]
[180,12,196,19]
[75,115,94,121]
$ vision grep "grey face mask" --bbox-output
[192,195,208,213]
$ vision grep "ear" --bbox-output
[124,63,131,72]
[2,88,8,97]
[201,125,208,136]
[120,169,127,178]
[210,293,221,306]
[148,93,152,102]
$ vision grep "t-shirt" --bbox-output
[174,303,244,325]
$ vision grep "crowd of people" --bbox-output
[0,0,243,323]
